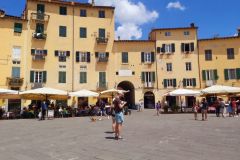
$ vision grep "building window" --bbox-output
[60,6,67,15]
[80,52,87,62]
[59,65,66,68]
[116,72,119,75]
[80,72,87,83]
[12,46,21,58]
[186,79,193,86]
[12,67,20,78]
[165,44,171,53]
[206,70,214,81]
[186,62,191,71]
[35,71,42,83]
[132,71,135,75]
[205,50,212,61]
[59,26,67,37]
[80,9,86,17]
[144,52,151,62]
[14,23,22,33]
[59,51,66,62]
[184,31,189,35]
[143,72,154,88]
[229,69,236,80]
[227,48,234,59]
[122,52,128,63]
[36,50,43,55]
[167,79,173,87]
[165,32,170,36]
[184,43,190,52]
[99,10,105,18]
[166,63,172,72]
[80,27,87,38]
[12,61,21,64]
[80,66,87,70]
[59,71,66,83]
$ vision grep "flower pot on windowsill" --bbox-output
[185,51,189,54]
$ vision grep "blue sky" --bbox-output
[1,0,240,40]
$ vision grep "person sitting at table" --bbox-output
[59,107,63,118]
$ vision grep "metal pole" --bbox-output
[181,96,183,113]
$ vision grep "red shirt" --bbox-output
[232,101,236,108]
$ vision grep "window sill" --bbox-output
[143,62,153,64]
[122,63,129,65]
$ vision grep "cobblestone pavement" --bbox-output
[0,110,240,160]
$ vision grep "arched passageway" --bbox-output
[117,81,135,107]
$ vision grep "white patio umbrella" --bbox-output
[100,89,129,101]
[0,88,20,99]
[69,89,99,97]
[201,85,240,95]
[19,87,70,100]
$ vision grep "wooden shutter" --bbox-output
[171,43,175,52]
[80,27,87,38]
[43,71,47,82]
[63,72,66,83]
[224,69,229,80]
[36,23,44,33]
[141,52,144,62]
[202,70,206,81]
[183,78,186,87]
[76,51,79,62]
[164,79,167,88]
[173,79,177,87]
[55,50,58,56]
[60,6,67,15]
[95,52,99,57]
[122,52,128,63]
[59,71,62,83]
[214,69,218,80]
[193,78,196,87]
[181,43,184,52]
[141,72,145,82]
[236,68,240,80]
[99,72,106,88]
[87,52,90,62]
[66,51,70,56]
[14,23,22,33]
[30,71,34,83]
[80,72,84,83]
[12,67,20,78]
[31,49,35,55]
[99,28,105,38]
[84,72,87,83]
[43,50,47,56]
[37,4,45,13]
[11,67,16,78]
[59,26,66,37]
[151,52,155,62]
[157,47,160,53]
[152,72,155,82]
[191,42,194,51]
[106,52,109,57]
[162,44,165,53]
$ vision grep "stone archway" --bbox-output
[117,81,135,106]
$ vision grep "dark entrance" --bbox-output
[8,99,21,111]
[117,81,135,108]
[206,95,217,106]
[144,91,155,109]
[166,96,176,107]
[187,96,195,108]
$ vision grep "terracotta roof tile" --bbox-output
[0,14,28,21]
[153,27,198,31]
[198,36,240,41]
[114,40,156,42]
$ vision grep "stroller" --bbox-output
[89,106,100,122]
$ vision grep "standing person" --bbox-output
[232,98,239,117]
[192,103,199,120]
[99,100,109,121]
[110,104,116,133]
[38,108,42,120]
[215,99,221,117]
[156,103,160,116]
[220,98,226,117]
[51,102,54,109]
[114,91,127,140]
[201,98,208,121]
[41,101,47,120]
[138,100,142,112]
[228,98,233,117]
[33,104,38,118]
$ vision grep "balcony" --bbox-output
[32,82,43,89]
[206,80,215,87]
[32,33,47,40]
[143,82,154,89]
[31,13,49,22]
[98,57,108,63]
[96,37,108,44]
[7,77,24,86]
[59,56,66,62]
[32,55,45,61]
[97,82,108,90]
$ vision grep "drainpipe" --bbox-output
[153,28,158,90]
[72,0,75,92]
[197,29,201,89]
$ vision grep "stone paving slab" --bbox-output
[0,110,240,160]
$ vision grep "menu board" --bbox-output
[48,110,54,119]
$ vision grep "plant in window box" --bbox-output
[185,51,189,54]
[38,10,42,14]
[104,57,108,62]
[170,105,179,114]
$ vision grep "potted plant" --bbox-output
[72,108,76,117]
[163,105,168,113]
[105,57,108,62]
[171,105,179,114]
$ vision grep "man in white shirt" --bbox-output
[138,100,142,112]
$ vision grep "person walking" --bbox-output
[228,98,233,117]
[41,101,47,120]
[201,98,208,121]
[220,98,226,117]
[215,98,221,117]
[114,91,127,140]
[110,104,116,133]
[192,103,199,120]
[156,103,160,116]
[232,98,239,117]
[138,100,142,112]
[99,100,109,121]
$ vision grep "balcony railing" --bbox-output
[96,37,108,44]
[32,55,45,61]
[31,13,49,21]
[143,82,154,89]
[33,33,47,40]
[97,82,108,90]
[32,82,43,89]
[59,56,66,62]
[98,57,108,62]
[7,77,24,86]
[206,80,215,87]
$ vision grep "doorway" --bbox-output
[187,96,195,108]
[144,91,155,109]
[117,81,135,108]
[166,96,176,107]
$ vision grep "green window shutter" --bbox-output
[171,43,175,52]
[106,52,109,57]
[14,23,22,33]
[66,51,70,57]
[162,44,165,53]
[99,28,105,38]
[95,52,99,57]
[55,50,58,56]
[37,4,45,13]
[60,6,67,15]
[142,72,145,82]
[59,71,62,83]
[12,67,20,78]
[84,72,87,83]
[183,78,186,87]
[173,79,177,87]
[202,70,206,81]
[141,52,144,62]
[152,72,155,82]
[99,72,106,88]
[80,72,84,83]
[181,43,184,52]
[43,50,47,56]
[87,52,90,62]
[31,49,35,55]
[224,69,229,80]
[157,47,160,53]
[76,51,79,62]
[164,79,167,88]
[30,71,34,83]
[193,78,196,87]
[59,26,66,37]
[36,23,44,33]
[236,68,240,80]
[43,71,47,83]
[122,52,128,63]
[151,52,155,62]
[80,27,87,38]
[214,69,218,80]
[63,72,66,83]
[191,42,194,51]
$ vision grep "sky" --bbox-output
[1,0,240,40]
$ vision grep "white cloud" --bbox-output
[88,0,159,40]
[166,2,186,11]
[234,34,238,36]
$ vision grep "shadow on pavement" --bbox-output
[105,131,115,134]
[105,137,117,140]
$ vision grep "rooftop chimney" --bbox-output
[214,35,218,38]
[190,23,194,27]
[118,36,120,40]
[92,0,95,6]
[21,13,24,19]
[71,0,75,5]
[238,27,240,37]
[151,27,154,31]
[0,10,5,18]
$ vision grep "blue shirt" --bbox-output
[42,104,47,110]
[100,102,106,110]
[202,102,208,109]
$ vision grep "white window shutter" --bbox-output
[13,46,21,58]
